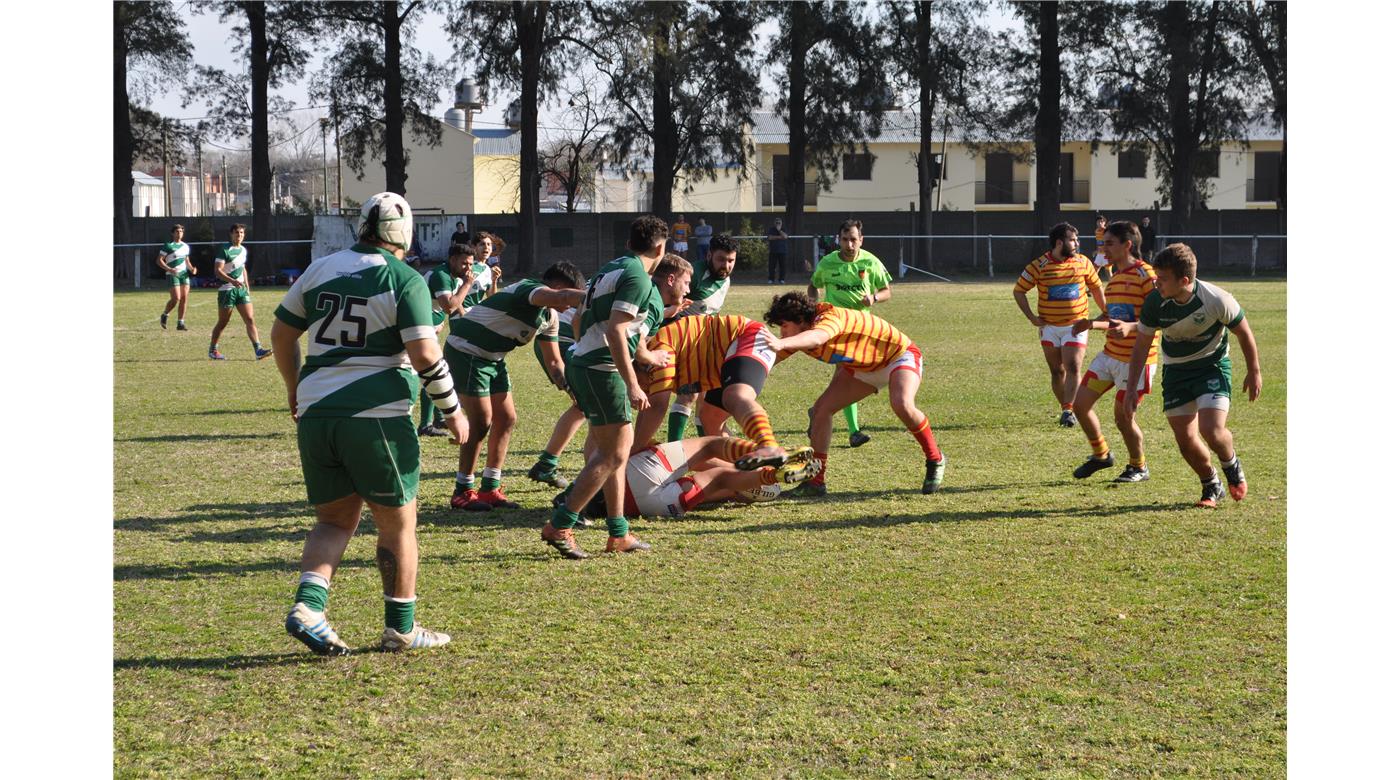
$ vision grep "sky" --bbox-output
[146,2,1019,148]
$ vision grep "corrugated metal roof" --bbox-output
[472,127,521,155]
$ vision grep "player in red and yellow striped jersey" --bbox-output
[1069,221,1161,483]
[764,293,946,496]
[633,312,788,470]
[1012,222,1108,428]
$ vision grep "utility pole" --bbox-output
[161,126,172,217]
[332,94,343,213]
[195,134,205,217]
[221,155,228,215]
[320,117,330,215]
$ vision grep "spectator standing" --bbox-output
[671,213,692,258]
[1140,216,1157,256]
[450,220,471,247]
[693,217,713,258]
[767,218,789,284]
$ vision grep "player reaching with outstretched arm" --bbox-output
[1124,243,1262,508]
[443,261,586,512]
[806,219,893,449]
[540,216,669,559]
[157,224,196,330]
[1013,222,1107,428]
[764,292,947,496]
[526,263,589,490]
[208,223,273,361]
[271,193,469,655]
[1068,220,1158,482]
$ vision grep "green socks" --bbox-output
[552,503,579,530]
[606,516,629,538]
[295,573,329,612]
[536,452,559,471]
[384,596,415,634]
[842,403,860,435]
[667,410,690,442]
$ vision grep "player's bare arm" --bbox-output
[1122,327,1156,415]
[770,327,831,354]
[535,338,568,391]
[527,287,585,311]
[867,285,892,307]
[1229,317,1263,401]
[1090,284,1108,316]
[605,311,649,411]
[270,319,304,420]
[214,261,241,288]
[404,336,469,444]
[1012,288,1046,327]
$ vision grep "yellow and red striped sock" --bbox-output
[1129,455,1146,468]
[811,452,828,485]
[908,417,943,461]
[1061,402,1073,411]
[739,411,779,449]
[1089,436,1110,459]
[720,437,758,463]
[759,468,778,485]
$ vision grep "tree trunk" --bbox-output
[649,9,676,217]
[1163,1,1195,231]
[114,4,133,274]
[915,1,934,268]
[1033,1,1060,235]
[246,2,272,250]
[514,0,544,275]
[383,1,408,195]
[783,1,809,236]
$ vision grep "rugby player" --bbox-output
[157,224,196,330]
[207,223,273,361]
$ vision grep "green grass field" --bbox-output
[114,279,1285,778]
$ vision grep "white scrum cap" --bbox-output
[360,192,414,251]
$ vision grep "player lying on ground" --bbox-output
[763,292,947,497]
[562,436,819,521]
[444,261,587,512]
[1124,243,1262,508]
[157,224,196,330]
[541,216,669,559]
[662,233,737,441]
[1013,222,1107,428]
[208,223,273,361]
[1068,220,1159,483]
[271,192,468,655]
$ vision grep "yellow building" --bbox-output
[338,118,521,215]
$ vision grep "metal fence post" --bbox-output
[987,236,994,278]
[1251,235,1258,277]
[134,249,141,289]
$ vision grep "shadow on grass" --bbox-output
[119,433,284,443]
[116,500,311,531]
[167,408,284,416]
[115,651,332,671]
[769,422,982,437]
[417,505,543,531]
[683,499,1171,536]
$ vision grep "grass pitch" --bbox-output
[114,279,1285,777]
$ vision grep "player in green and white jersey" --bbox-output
[1124,243,1263,509]
[541,215,671,559]
[444,261,586,512]
[270,193,469,655]
[417,243,480,436]
[157,224,196,330]
[806,219,894,450]
[527,263,589,490]
[664,233,738,441]
[207,224,273,361]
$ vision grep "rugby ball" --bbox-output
[739,483,781,503]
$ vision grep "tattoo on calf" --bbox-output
[376,546,399,593]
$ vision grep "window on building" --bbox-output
[1195,150,1220,179]
[1118,147,1147,178]
[1251,151,1280,201]
[932,153,949,180]
[842,153,874,181]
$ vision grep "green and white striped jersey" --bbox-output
[273,243,436,419]
[216,243,247,290]
[447,279,557,361]
[1138,279,1245,373]
[160,241,190,271]
[426,266,465,314]
[572,255,664,372]
[540,306,575,347]
[432,261,493,341]
[680,260,731,316]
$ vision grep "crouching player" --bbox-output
[271,192,468,654]
[635,312,788,470]
[445,261,587,511]
[1069,220,1159,483]
[764,293,947,496]
[1124,243,1262,508]
[526,266,588,490]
